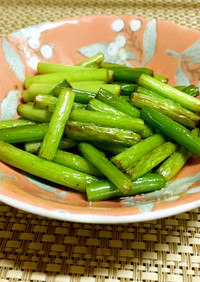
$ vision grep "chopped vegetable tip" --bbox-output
[0,53,199,201]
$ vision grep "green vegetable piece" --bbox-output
[25,140,43,153]
[0,123,48,143]
[34,95,58,111]
[101,63,153,83]
[21,90,30,102]
[25,68,112,88]
[87,98,153,139]
[137,74,200,112]
[127,141,178,181]
[37,61,105,75]
[96,88,140,118]
[47,80,71,96]
[54,149,104,177]
[175,85,199,97]
[29,82,57,94]
[156,128,200,181]
[76,52,104,68]
[53,136,78,150]
[141,106,200,158]
[34,95,86,112]
[137,84,200,108]
[182,85,199,97]
[37,62,83,73]
[140,124,153,139]
[0,141,98,192]
[65,120,141,146]
[79,143,133,194]
[17,103,52,122]
[24,73,67,88]
[72,102,86,109]
[119,95,129,102]
[111,133,165,171]
[71,82,121,95]
[24,137,78,154]
[72,102,87,110]
[71,92,95,106]
[130,92,200,128]
[86,173,165,201]
[100,62,126,68]
[23,80,70,102]
[54,87,96,103]
[0,118,36,130]
[114,82,138,95]
[154,74,168,83]
[174,86,185,91]
[136,86,196,134]
[69,109,144,133]
[39,89,75,161]
[136,85,170,101]
[87,98,127,116]
[26,81,120,101]
[71,80,104,88]
[91,141,129,155]
[24,83,57,102]
[157,148,191,182]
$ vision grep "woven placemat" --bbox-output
[1,204,200,281]
[0,0,200,281]
[0,0,200,36]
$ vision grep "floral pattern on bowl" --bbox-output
[0,15,200,223]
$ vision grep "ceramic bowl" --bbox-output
[0,15,200,223]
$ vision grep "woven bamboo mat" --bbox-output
[0,0,200,281]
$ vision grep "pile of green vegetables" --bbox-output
[0,52,200,201]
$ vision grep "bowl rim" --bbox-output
[1,192,200,223]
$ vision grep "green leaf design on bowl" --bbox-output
[0,89,19,121]
[142,18,157,66]
[0,172,16,181]
[2,39,25,82]
[123,172,200,212]
[25,174,69,198]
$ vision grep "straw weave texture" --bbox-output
[0,0,200,36]
[0,0,200,281]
